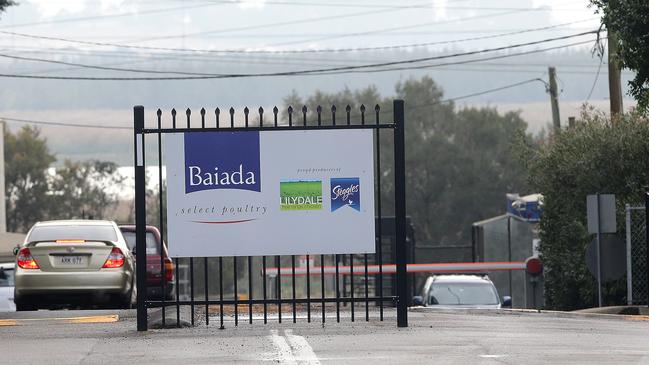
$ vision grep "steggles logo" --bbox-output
[331,177,361,212]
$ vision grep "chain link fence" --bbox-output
[625,205,648,305]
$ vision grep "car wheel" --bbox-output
[120,280,137,309]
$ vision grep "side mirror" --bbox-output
[0,267,6,280]
[412,296,424,306]
[13,246,19,256]
[502,296,512,308]
[131,246,137,256]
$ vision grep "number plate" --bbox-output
[58,255,87,266]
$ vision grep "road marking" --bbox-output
[479,354,507,358]
[285,329,321,365]
[624,315,649,321]
[268,329,320,364]
[0,315,118,326]
[269,330,298,365]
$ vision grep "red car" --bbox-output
[119,225,175,301]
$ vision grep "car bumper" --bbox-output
[15,268,132,296]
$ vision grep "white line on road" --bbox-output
[285,329,321,365]
[269,330,298,365]
[268,329,320,365]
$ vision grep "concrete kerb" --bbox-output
[409,306,649,322]
[148,306,193,329]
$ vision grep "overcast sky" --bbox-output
[0,0,602,52]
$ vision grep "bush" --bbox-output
[523,109,649,309]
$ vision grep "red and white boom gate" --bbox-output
[264,260,542,276]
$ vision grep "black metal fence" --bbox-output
[133,100,407,331]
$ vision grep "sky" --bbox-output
[0,0,602,52]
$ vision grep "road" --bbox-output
[1,308,649,364]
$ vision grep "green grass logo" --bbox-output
[280,181,323,211]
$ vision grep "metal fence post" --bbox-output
[645,187,649,308]
[393,99,408,328]
[134,106,148,331]
[626,204,633,305]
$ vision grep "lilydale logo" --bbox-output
[331,177,360,212]
[280,181,323,211]
[184,132,261,194]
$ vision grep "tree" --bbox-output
[49,159,124,220]
[0,0,15,13]
[283,76,532,246]
[590,0,649,111]
[4,124,125,232]
[521,109,649,310]
[4,125,56,233]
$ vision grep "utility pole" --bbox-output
[548,67,561,131]
[607,32,623,121]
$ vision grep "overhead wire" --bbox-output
[0,2,228,29]
[0,31,598,79]
[0,19,598,54]
[0,78,548,130]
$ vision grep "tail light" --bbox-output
[164,260,174,282]
[17,248,39,269]
[102,247,125,268]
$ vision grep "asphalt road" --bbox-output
[1,308,649,364]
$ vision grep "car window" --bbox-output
[429,282,499,305]
[0,268,15,287]
[121,231,160,255]
[28,225,118,242]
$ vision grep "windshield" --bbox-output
[121,231,160,255]
[28,225,118,242]
[0,268,15,287]
[429,282,499,305]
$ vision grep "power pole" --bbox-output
[607,32,623,121]
[548,67,561,131]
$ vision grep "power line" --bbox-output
[268,9,541,47]
[585,39,607,102]
[0,19,598,56]
[0,32,597,79]
[0,116,130,130]
[0,78,545,130]
[326,39,599,75]
[0,3,227,29]
[127,1,432,43]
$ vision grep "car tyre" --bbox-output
[120,280,137,309]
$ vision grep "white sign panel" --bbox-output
[165,129,375,257]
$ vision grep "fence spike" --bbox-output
[259,107,264,127]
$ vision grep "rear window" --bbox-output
[429,282,499,305]
[121,231,160,255]
[28,225,118,242]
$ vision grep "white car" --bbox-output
[413,274,511,309]
[0,262,15,312]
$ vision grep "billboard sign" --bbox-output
[165,129,375,257]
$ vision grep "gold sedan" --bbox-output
[14,220,136,311]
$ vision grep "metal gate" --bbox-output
[133,100,408,331]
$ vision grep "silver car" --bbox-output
[0,263,15,311]
[13,220,136,311]
[413,274,511,309]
